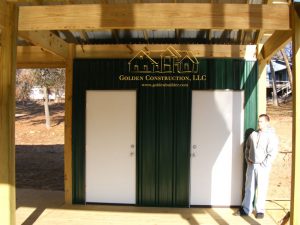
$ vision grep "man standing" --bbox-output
[239,114,279,219]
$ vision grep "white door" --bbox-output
[190,90,244,206]
[86,90,136,204]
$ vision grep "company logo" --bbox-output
[128,46,199,74]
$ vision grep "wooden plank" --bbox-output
[257,58,267,115]
[64,44,74,204]
[0,2,18,225]
[18,4,291,31]
[291,6,300,225]
[76,44,257,59]
[260,30,292,61]
[16,46,65,68]
[18,31,68,59]
[0,0,4,29]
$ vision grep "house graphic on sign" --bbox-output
[128,50,158,73]
[159,46,182,73]
[179,53,199,73]
[128,47,199,74]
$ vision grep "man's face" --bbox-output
[258,117,269,131]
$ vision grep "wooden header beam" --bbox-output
[16,46,65,68]
[259,30,292,61]
[18,3,290,31]
[76,44,257,60]
[5,44,256,69]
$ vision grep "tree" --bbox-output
[33,68,65,128]
[270,61,279,106]
[280,48,293,89]
[16,69,34,104]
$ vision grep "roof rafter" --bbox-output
[60,30,78,43]
[79,30,89,43]
[18,30,68,58]
[18,3,291,31]
[143,30,149,44]
[111,30,120,43]
[259,30,292,61]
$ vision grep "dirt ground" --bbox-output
[15,100,292,200]
[267,101,292,200]
[16,102,64,191]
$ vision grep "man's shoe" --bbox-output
[256,213,264,219]
[239,207,248,216]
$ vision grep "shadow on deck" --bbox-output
[16,189,290,225]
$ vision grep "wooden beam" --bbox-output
[7,0,104,3]
[18,31,68,58]
[143,30,149,43]
[60,31,78,44]
[259,30,292,61]
[175,29,183,42]
[257,45,267,115]
[64,44,74,204]
[0,2,18,225]
[111,30,120,43]
[255,29,265,44]
[16,46,65,68]
[18,4,291,31]
[255,0,273,44]
[76,44,257,60]
[0,0,4,29]
[291,5,300,225]
[79,30,89,43]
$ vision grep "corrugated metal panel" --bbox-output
[243,60,258,134]
[72,58,258,205]
[67,29,258,44]
[137,87,191,207]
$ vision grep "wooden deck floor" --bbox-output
[16,189,290,225]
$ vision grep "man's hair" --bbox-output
[259,114,270,122]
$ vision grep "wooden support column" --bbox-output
[257,44,267,115]
[291,6,300,225]
[64,44,75,204]
[0,2,18,225]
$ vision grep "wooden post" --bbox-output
[257,58,267,115]
[64,44,75,204]
[291,6,300,225]
[0,1,18,225]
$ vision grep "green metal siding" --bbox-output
[72,58,258,206]
[137,87,191,206]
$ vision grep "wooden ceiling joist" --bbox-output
[18,3,290,31]
[76,44,257,60]
[259,30,292,61]
[18,30,68,58]
[16,46,65,68]
[60,30,78,43]
[79,30,89,43]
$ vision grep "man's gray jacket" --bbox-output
[245,126,279,168]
